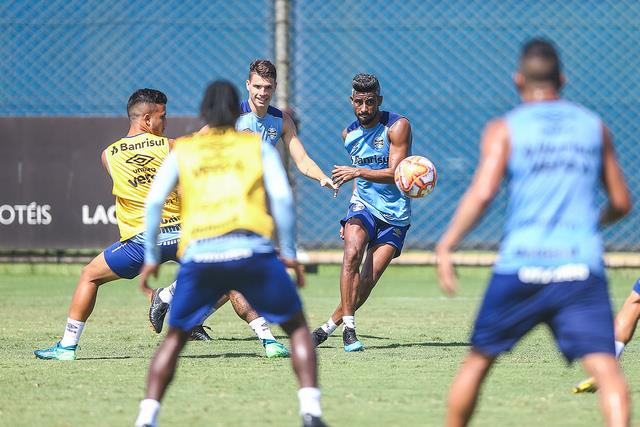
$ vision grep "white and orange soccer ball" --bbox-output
[394,155,437,199]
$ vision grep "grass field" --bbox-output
[1,264,638,427]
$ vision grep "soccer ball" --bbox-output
[394,155,437,199]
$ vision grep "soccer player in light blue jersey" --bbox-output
[436,39,631,426]
[312,73,412,352]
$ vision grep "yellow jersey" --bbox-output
[174,129,273,257]
[105,133,181,241]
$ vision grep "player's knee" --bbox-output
[343,245,364,268]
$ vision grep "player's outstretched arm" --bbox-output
[282,111,337,192]
[599,125,631,225]
[332,118,412,186]
[141,152,179,296]
[436,118,510,295]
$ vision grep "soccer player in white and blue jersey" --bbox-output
[436,39,631,426]
[312,74,412,352]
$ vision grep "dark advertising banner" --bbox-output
[0,117,201,249]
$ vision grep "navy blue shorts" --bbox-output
[340,203,409,258]
[103,238,178,279]
[168,251,303,332]
[471,273,615,362]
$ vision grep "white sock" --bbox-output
[60,318,85,347]
[342,315,355,330]
[298,387,322,417]
[249,317,276,341]
[321,318,338,335]
[158,282,176,303]
[135,399,160,427]
[615,340,625,359]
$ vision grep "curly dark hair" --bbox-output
[352,73,380,94]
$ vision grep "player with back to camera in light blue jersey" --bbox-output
[311,73,413,352]
[436,39,631,427]
[148,60,338,357]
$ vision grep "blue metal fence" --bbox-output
[3,0,639,250]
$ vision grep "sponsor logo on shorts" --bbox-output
[393,228,402,237]
[352,202,365,212]
[517,263,590,284]
[126,154,155,167]
[192,248,253,263]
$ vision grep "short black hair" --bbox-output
[200,80,240,128]
[127,88,167,118]
[520,38,561,89]
[352,73,380,94]
[249,59,277,81]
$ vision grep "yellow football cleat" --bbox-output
[572,377,598,394]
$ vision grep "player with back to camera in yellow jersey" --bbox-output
[148,60,337,358]
[134,80,327,427]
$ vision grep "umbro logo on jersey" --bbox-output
[126,154,155,167]
[373,135,384,149]
[267,127,278,140]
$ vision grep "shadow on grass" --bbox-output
[79,351,263,360]
[367,341,470,350]
[181,352,262,359]
[316,341,470,350]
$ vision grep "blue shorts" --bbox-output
[168,251,303,332]
[103,235,178,279]
[633,278,640,294]
[340,203,409,258]
[471,273,615,362]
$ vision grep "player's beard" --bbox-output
[357,113,376,126]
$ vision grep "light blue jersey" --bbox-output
[345,111,411,226]
[494,100,604,276]
[235,100,283,146]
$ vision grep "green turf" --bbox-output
[1,264,638,426]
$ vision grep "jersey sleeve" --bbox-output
[261,143,296,259]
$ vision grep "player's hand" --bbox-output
[139,263,161,298]
[281,257,306,288]
[435,247,458,296]
[331,165,359,188]
[320,177,339,197]
[339,226,345,240]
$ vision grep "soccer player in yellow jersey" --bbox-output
[33,89,187,360]
[134,80,326,427]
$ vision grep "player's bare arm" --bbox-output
[436,118,510,295]
[599,125,631,225]
[332,117,412,187]
[101,149,111,177]
[282,111,336,191]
